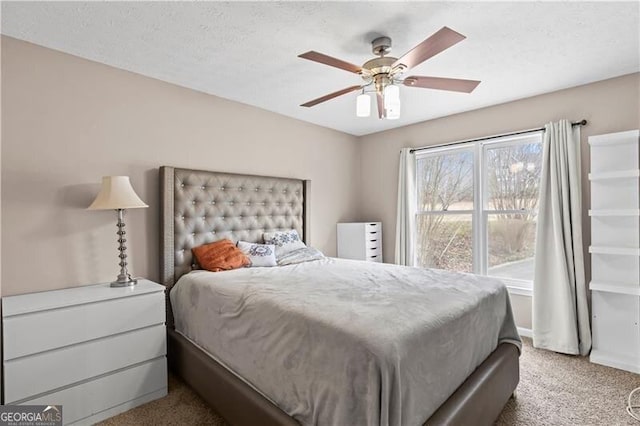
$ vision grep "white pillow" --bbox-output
[237,241,277,267]
[262,229,306,258]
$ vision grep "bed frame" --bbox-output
[160,166,519,426]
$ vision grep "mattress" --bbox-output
[170,257,521,426]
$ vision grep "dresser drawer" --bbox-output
[367,244,382,254]
[367,245,382,261]
[365,239,381,250]
[22,357,167,425]
[365,223,380,233]
[4,291,165,360]
[5,324,166,403]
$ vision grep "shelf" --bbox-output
[590,281,640,296]
[589,170,640,180]
[589,246,640,256]
[589,209,640,217]
[589,130,639,146]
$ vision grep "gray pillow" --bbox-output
[237,241,277,267]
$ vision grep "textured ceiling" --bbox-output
[2,1,639,136]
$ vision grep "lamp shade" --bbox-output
[356,93,371,117]
[87,176,148,210]
[383,85,400,108]
[383,85,401,120]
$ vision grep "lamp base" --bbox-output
[110,278,138,287]
[110,209,137,288]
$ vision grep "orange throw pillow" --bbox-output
[192,239,250,272]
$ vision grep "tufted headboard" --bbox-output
[160,166,311,290]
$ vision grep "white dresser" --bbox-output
[588,129,640,373]
[337,222,383,262]
[2,279,168,425]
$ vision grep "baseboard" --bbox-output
[517,327,532,338]
[72,387,168,426]
[591,350,640,374]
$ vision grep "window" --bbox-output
[415,133,543,292]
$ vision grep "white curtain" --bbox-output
[395,148,416,266]
[533,119,591,355]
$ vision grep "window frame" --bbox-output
[414,131,543,295]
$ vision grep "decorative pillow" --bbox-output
[237,241,277,267]
[277,247,326,266]
[192,239,250,272]
[263,229,306,258]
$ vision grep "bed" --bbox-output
[160,166,520,426]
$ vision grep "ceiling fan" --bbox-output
[298,26,480,120]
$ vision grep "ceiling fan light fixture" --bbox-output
[383,84,401,120]
[383,84,400,108]
[356,93,371,117]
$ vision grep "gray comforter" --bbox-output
[170,257,521,426]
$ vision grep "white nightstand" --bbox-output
[2,279,168,425]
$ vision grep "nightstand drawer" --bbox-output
[4,324,166,403]
[22,357,167,425]
[4,291,164,360]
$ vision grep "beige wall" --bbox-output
[3,36,639,332]
[510,294,532,330]
[358,72,640,329]
[0,37,361,296]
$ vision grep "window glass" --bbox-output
[416,150,473,211]
[487,212,537,282]
[485,142,542,211]
[416,213,473,273]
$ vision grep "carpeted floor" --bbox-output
[100,338,640,425]
[496,338,639,425]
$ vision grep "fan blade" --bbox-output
[392,27,466,70]
[298,51,362,74]
[300,85,362,108]
[376,92,385,119]
[403,76,481,93]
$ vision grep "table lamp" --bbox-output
[88,176,148,287]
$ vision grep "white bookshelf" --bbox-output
[589,129,640,374]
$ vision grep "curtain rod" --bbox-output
[409,119,588,154]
